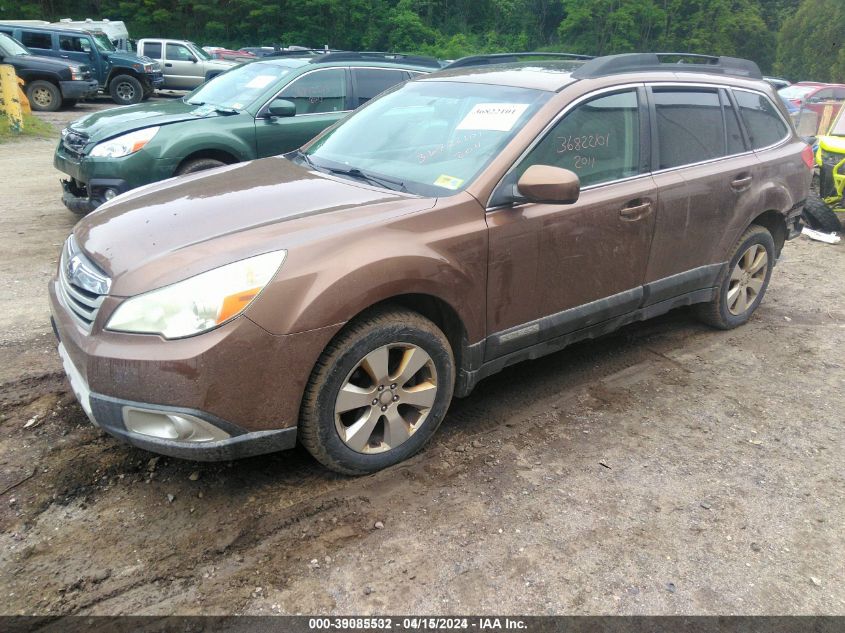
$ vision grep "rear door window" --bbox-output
[733,90,789,150]
[352,68,407,106]
[278,68,348,115]
[653,89,726,169]
[20,30,52,50]
[143,41,162,59]
[515,89,642,187]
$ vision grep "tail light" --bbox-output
[802,144,815,170]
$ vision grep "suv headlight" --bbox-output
[107,251,286,339]
[69,66,84,80]
[90,127,160,158]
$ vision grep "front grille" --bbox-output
[58,237,110,331]
[60,128,89,157]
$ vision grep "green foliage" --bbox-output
[776,0,845,82]
[0,0,828,77]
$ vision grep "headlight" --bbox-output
[144,63,154,73]
[90,127,160,158]
[69,66,84,80]
[106,251,286,339]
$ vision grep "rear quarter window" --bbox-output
[734,90,789,150]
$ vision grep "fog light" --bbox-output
[122,407,230,443]
[103,188,118,200]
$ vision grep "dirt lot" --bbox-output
[1,100,844,616]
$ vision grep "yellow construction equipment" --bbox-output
[18,76,31,114]
[0,64,24,132]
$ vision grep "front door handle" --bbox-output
[620,200,652,221]
[731,175,753,191]
[164,62,173,67]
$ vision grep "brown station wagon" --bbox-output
[50,53,813,474]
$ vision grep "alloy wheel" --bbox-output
[727,243,768,315]
[32,87,52,107]
[116,82,136,101]
[334,343,438,454]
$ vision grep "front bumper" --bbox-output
[49,277,341,461]
[59,80,100,100]
[57,340,296,460]
[145,71,165,88]
[61,177,129,214]
[53,145,178,214]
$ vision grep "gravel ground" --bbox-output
[0,100,843,616]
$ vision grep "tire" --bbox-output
[108,74,143,105]
[802,192,842,233]
[26,80,61,112]
[695,225,775,330]
[175,158,227,176]
[300,307,455,475]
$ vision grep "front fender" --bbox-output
[151,116,255,164]
[247,193,489,343]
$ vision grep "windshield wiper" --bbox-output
[293,149,316,169]
[322,165,408,193]
[184,99,238,115]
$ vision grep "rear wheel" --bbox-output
[26,80,61,112]
[108,74,143,105]
[802,192,842,233]
[300,308,455,475]
[175,158,227,176]
[695,225,775,330]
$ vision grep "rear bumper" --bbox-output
[59,80,100,99]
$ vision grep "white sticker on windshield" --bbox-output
[456,103,529,132]
[245,75,276,89]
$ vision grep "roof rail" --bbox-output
[264,48,339,58]
[443,52,594,70]
[571,53,762,80]
[310,51,444,69]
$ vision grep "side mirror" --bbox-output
[267,98,296,118]
[516,165,580,204]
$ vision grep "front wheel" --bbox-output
[26,80,61,112]
[695,225,775,330]
[108,74,143,105]
[176,157,226,176]
[299,308,455,475]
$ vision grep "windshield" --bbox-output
[185,60,297,110]
[0,33,29,56]
[779,85,816,99]
[91,32,115,52]
[303,81,551,196]
[188,41,212,60]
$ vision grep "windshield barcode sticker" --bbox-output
[456,103,529,131]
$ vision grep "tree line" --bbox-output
[5,0,844,81]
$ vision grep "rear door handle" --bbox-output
[620,200,652,221]
[731,175,753,190]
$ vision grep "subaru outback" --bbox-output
[50,53,812,474]
[54,52,439,214]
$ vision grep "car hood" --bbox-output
[73,156,435,296]
[108,51,158,66]
[12,53,87,72]
[68,98,230,143]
